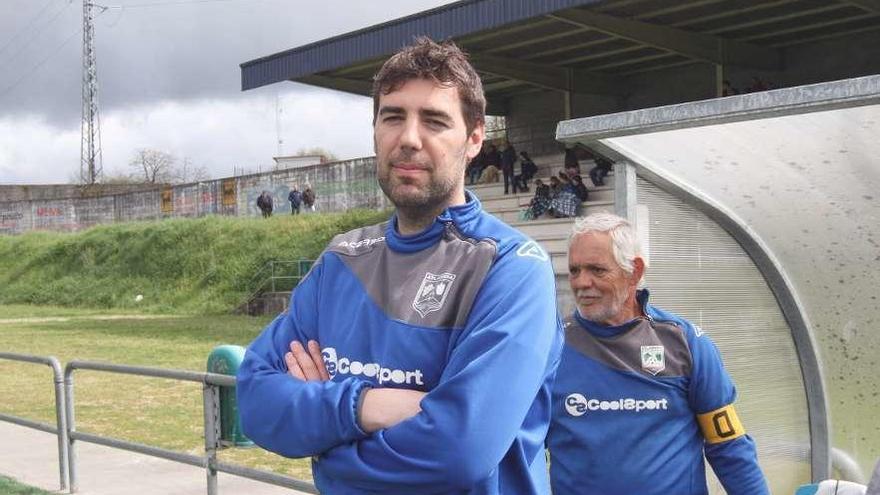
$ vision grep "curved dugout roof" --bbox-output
[241,0,880,108]
[556,74,880,480]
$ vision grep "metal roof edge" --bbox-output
[556,74,880,143]
[240,0,604,91]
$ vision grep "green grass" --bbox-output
[0,476,55,495]
[0,310,314,481]
[0,210,390,314]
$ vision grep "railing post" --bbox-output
[64,366,78,493]
[49,357,70,492]
[203,384,221,495]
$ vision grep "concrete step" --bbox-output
[475,186,614,211]
[509,217,576,238]
[490,199,614,223]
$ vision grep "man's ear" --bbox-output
[466,121,485,161]
[631,257,646,288]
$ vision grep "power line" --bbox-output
[0,0,56,58]
[0,26,82,101]
[0,0,74,67]
[102,0,265,9]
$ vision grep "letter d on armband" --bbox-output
[697,404,746,444]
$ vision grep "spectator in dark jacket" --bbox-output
[589,156,613,187]
[257,191,273,218]
[302,186,316,212]
[467,146,486,185]
[500,141,517,194]
[288,186,302,215]
[515,151,538,192]
[572,175,589,202]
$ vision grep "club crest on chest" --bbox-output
[412,272,457,318]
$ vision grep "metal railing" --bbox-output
[0,352,69,492]
[245,260,313,295]
[63,360,318,494]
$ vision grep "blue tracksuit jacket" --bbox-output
[237,192,564,494]
[547,290,769,495]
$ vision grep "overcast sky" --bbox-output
[0,0,457,184]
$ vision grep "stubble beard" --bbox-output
[576,283,631,325]
[378,148,466,214]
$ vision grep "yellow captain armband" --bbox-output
[697,404,746,444]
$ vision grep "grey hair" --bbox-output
[569,212,645,276]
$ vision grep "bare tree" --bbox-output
[173,157,211,183]
[130,149,176,183]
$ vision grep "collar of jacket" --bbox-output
[385,190,483,254]
[572,289,653,338]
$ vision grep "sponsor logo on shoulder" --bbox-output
[412,272,456,318]
[516,240,548,261]
[337,236,385,250]
[565,393,669,417]
[640,345,665,375]
[321,347,424,386]
[693,324,705,337]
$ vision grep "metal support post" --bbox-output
[64,367,78,493]
[50,359,71,492]
[203,384,221,495]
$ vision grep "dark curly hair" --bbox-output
[372,36,486,135]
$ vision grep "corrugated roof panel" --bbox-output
[241,0,605,90]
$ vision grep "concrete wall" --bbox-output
[0,156,383,235]
[0,183,160,202]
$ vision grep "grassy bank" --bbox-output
[0,210,390,314]
[0,475,54,495]
[0,309,313,481]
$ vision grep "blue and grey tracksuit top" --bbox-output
[547,290,769,495]
[237,192,564,494]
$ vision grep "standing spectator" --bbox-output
[302,185,316,212]
[501,141,517,194]
[515,151,538,192]
[256,190,273,218]
[288,185,302,215]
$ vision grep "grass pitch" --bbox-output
[0,307,314,481]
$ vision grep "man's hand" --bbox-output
[285,339,426,432]
[358,388,426,433]
[285,340,329,381]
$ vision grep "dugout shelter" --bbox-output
[240,2,880,493]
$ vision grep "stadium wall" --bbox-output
[0,156,384,235]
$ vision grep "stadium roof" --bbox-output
[241,0,880,104]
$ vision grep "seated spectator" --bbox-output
[515,151,538,192]
[478,144,501,184]
[467,146,486,185]
[589,156,613,187]
[722,80,739,96]
[572,175,589,202]
[548,174,580,218]
[523,179,551,220]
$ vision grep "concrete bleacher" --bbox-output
[469,153,615,316]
